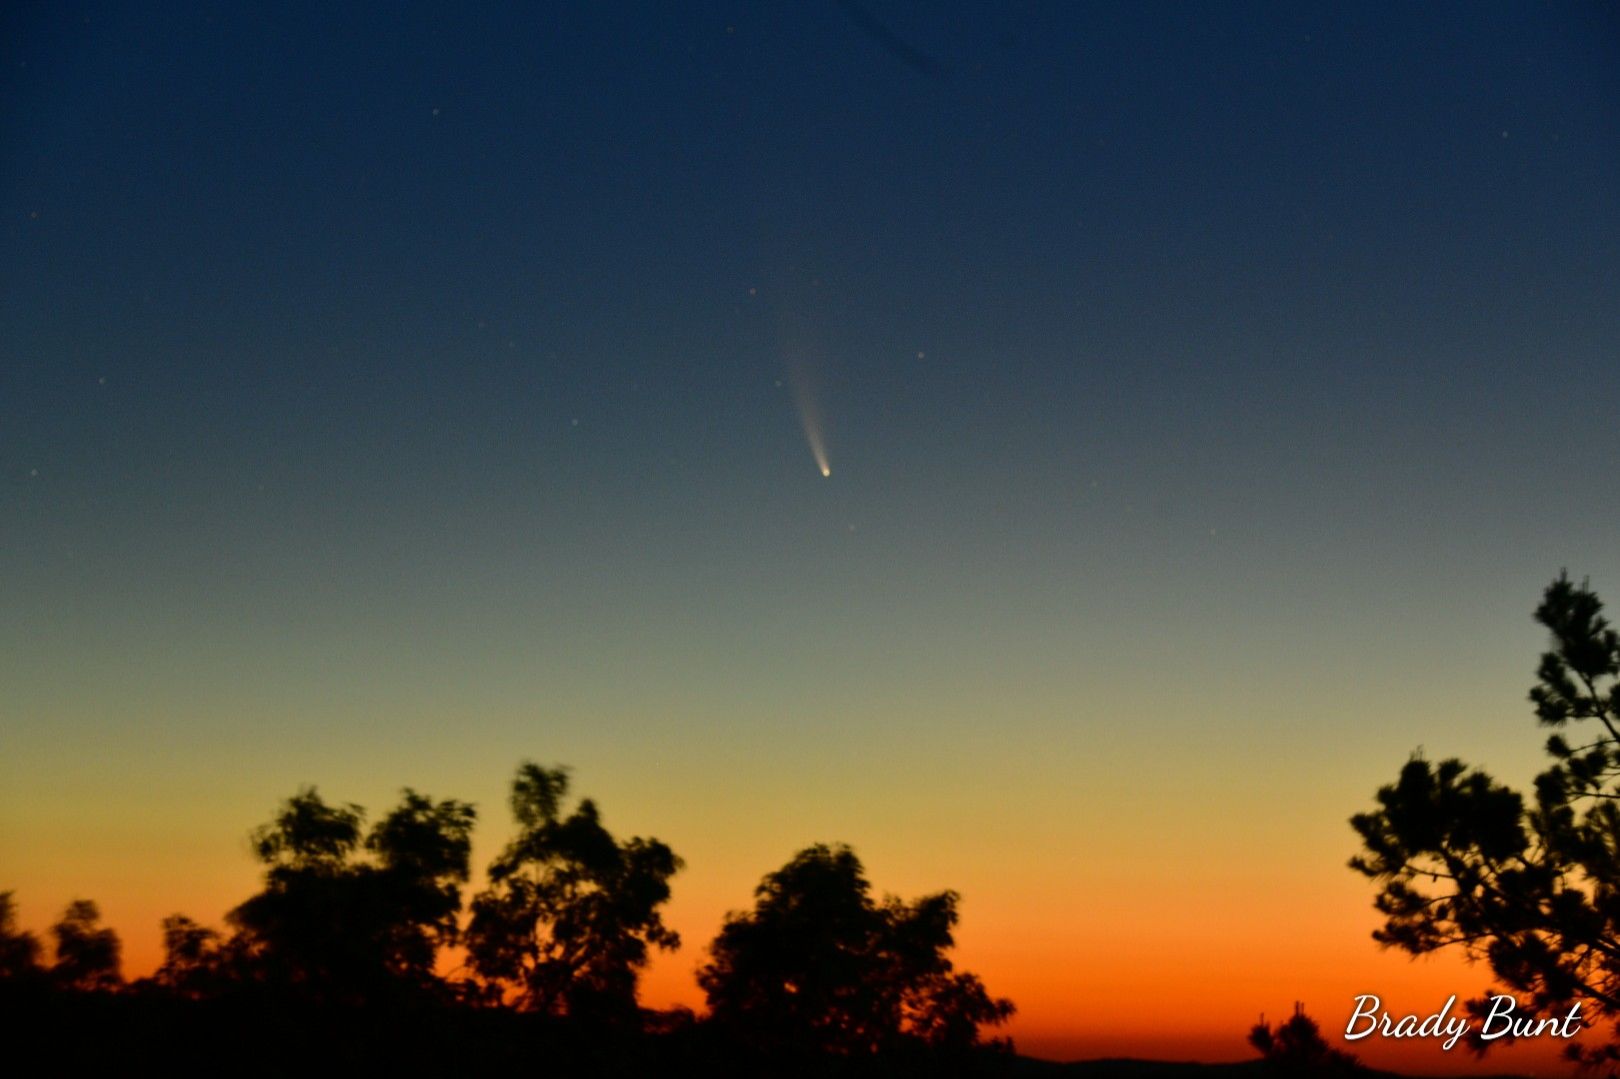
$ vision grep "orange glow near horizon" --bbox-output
[3,613,1605,1077]
[65,908,1579,1076]
[7,841,1586,1077]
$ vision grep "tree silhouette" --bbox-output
[1249,1003,1361,1076]
[50,899,121,991]
[154,914,229,998]
[465,762,682,1020]
[228,785,475,1002]
[1351,573,1620,1070]
[0,892,43,981]
[363,789,480,983]
[698,842,1014,1057]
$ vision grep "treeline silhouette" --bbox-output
[1,761,1018,1076]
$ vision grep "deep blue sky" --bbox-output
[7,2,1618,676]
[7,1,1618,615]
[3,3,1620,1064]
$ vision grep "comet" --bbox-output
[787,359,831,478]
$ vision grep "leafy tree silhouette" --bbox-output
[154,914,229,998]
[1249,1003,1361,1076]
[227,785,475,1002]
[50,899,121,991]
[1351,573,1620,1071]
[465,762,682,1021]
[698,842,1014,1057]
[0,892,43,981]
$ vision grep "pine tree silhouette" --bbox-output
[1249,1002,1361,1076]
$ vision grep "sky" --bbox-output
[3,1,1619,1072]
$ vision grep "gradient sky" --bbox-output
[4,2,1619,1072]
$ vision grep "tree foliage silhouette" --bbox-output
[1351,573,1620,1071]
[1249,1003,1361,1076]
[155,914,229,998]
[228,785,475,1002]
[5,764,1026,1068]
[465,762,681,1020]
[50,899,121,991]
[0,892,43,981]
[698,842,1015,1056]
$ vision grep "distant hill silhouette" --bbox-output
[1002,1060,1522,1079]
[999,1061,1270,1077]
